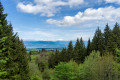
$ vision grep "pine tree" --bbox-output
[17,39,30,80]
[0,36,8,78]
[60,48,67,62]
[103,24,111,47]
[86,38,92,56]
[0,2,30,80]
[112,23,120,49]
[116,49,120,62]
[51,49,60,68]
[79,37,86,63]
[107,30,117,55]
[74,38,80,62]
[48,53,55,68]
[0,2,14,79]
[67,41,73,61]
[92,27,105,55]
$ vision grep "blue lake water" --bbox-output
[23,41,87,51]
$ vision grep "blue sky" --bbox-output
[1,0,120,41]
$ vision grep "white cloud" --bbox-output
[17,0,84,17]
[57,38,64,41]
[47,6,120,26]
[105,0,120,4]
[68,0,84,7]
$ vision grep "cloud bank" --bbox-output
[47,6,120,26]
[105,0,120,4]
[17,0,84,17]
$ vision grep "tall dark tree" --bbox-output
[67,41,73,61]
[74,38,86,63]
[74,38,80,61]
[0,2,14,79]
[48,53,55,68]
[79,37,86,63]
[86,38,92,56]
[92,27,105,55]
[54,49,60,65]
[103,24,111,46]
[0,2,30,80]
[107,32,117,55]
[112,23,120,49]
[103,24,117,54]
[60,48,67,62]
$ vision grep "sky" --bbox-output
[1,0,120,41]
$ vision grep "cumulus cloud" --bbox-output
[17,0,84,17]
[105,0,120,4]
[47,6,120,26]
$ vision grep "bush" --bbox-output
[36,53,48,72]
[31,71,43,80]
[79,51,120,80]
[52,60,79,80]
[42,69,54,80]
[32,75,42,80]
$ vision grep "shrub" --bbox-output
[79,51,120,80]
[53,60,79,80]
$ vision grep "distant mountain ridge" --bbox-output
[23,41,87,49]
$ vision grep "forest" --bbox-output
[0,1,120,80]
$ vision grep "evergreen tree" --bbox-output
[116,49,120,62]
[0,2,30,80]
[103,23,118,55]
[48,53,55,68]
[48,49,61,68]
[86,38,92,56]
[0,2,14,79]
[0,36,8,79]
[79,37,86,63]
[60,48,67,62]
[67,41,73,61]
[112,23,120,49]
[73,38,86,63]
[92,27,105,55]
[103,24,111,48]
[73,38,80,62]
[107,31,117,55]
[18,40,30,80]
[54,49,60,65]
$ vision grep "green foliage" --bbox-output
[112,23,120,48]
[67,41,74,61]
[79,51,120,80]
[1,1,120,80]
[79,51,101,80]
[42,69,53,80]
[92,27,105,55]
[0,1,30,80]
[32,72,43,80]
[103,24,111,46]
[32,75,42,80]
[48,53,56,68]
[48,50,61,68]
[0,71,7,76]
[31,54,40,60]
[53,60,79,80]
[86,38,92,56]
[59,48,67,62]
[116,49,120,62]
[36,52,48,72]
[74,38,80,63]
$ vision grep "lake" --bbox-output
[23,41,87,51]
